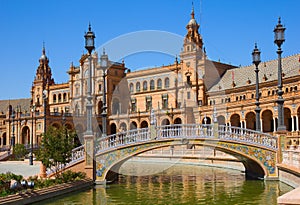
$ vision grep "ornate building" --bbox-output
[1,8,300,150]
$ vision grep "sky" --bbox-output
[0,0,299,100]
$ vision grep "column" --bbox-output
[273,117,277,132]
[292,116,295,132]
[296,115,299,131]
[260,119,263,132]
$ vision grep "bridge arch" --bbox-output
[95,139,269,182]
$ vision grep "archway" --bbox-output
[202,117,211,125]
[174,118,182,124]
[98,100,103,115]
[217,115,225,125]
[119,122,127,131]
[21,126,30,145]
[2,133,6,146]
[245,112,256,130]
[161,118,170,126]
[65,123,73,130]
[51,123,61,129]
[110,123,117,135]
[130,121,138,130]
[230,114,240,127]
[284,108,292,131]
[262,110,273,132]
[141,121,148,128]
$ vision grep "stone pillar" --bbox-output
[296,115,299,131]
[292,116,295,132]
[84,135,95,181]
[260,119,263,132]
[273,117,277,132]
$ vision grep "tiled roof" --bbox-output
[0,98,31,114]
[209,54,300,92]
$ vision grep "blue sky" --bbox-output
[0,0,299,99]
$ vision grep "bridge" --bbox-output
[50,123,279,184]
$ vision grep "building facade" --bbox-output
[1,8,300,149]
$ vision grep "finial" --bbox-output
[42,41,45,55]
[88,22,91,31]
[103,48,106,55]
[175,55,178,62]
[278,17,281,24]
[254,42,257,49]
[191,2,195,19]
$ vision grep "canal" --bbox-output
[37,161,293,205]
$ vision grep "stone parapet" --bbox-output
[0,179,93,205]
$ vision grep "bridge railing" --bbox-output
[218,125,278,150]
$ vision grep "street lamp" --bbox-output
[29,104,35,165]
[84,23,95,136]
[43,90,47,134]
[274,17,286,132]
[100,50,108,138]
[252,43,261,132]
[11,109,15,147]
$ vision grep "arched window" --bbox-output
[129,83,134,93]
[53,94,57,103]
[157,79,162,89]
[150,80,155,90]
[143,81,148,91]
[63,93,67,102]
[136,82,141,92]
[58,94,62,103]
[164,78,170,88]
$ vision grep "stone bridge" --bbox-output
[51,124,279,184]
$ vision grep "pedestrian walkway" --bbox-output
[0,161,41,178]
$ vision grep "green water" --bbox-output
[37,163,293,205]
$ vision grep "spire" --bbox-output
[191,2,195,19]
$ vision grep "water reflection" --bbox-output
[37,162,293,205]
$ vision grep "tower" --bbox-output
[179,5,206,109]
[31,46,54,111]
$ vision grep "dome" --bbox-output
[188,18,197,26]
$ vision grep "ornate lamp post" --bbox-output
[29,105,35,165]
[252,43,261,132]
[11,109,15,147]
[43,90,47,134]
[84,23,95,136]
[274,17,286,131]
[100,50,108,138]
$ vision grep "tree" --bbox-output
[12,144,28,160]
[37,126,75,176]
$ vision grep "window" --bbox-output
[129,83,134,93]
[99,84,102,92]
[150,80,155,90]
[187,92,190,99]
[63,93,67,102]
[162,94,168,109]
[136,82,141,92]
[53,94,57,103]
[164,78,170,88]
[146,96,152,111]
[131,98,136,113]
[295,86,298,91]
[186,76,191,86]
[251,94,254,99]
[143,81,148,91]
[157,79,162,89]
[58,94,62,103]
